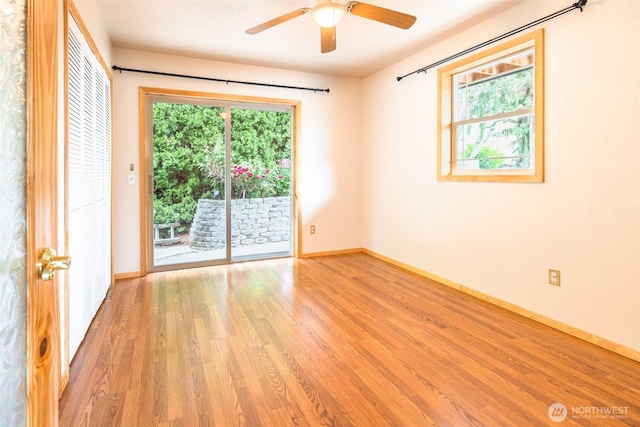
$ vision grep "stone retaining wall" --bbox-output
[190,197,291,250]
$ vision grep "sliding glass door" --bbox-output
[230,106,293,260]
[147,96,293,271]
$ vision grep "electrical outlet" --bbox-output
[548,269,561,286]
[310,225,316,235]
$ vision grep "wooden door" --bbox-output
[26,0,61,425]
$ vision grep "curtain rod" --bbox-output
[396,0,588,82]
[111,65,331,93]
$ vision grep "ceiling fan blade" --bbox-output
[346,2,416,29]
[321,26,336,54]
[246,8,310,35]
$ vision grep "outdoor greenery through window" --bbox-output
[152,103,292,230]
[438,30,544,182]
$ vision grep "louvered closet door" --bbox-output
[67,16,112,359]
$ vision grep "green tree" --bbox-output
[464,145,505,169]
[152,103,224,228]
[201,108,292,199]
[461,68,533,168]
[231,109,291,167]
[152,103,292,230]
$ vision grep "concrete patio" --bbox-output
[153,241,291,266]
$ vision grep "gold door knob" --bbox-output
[37,247,72,281]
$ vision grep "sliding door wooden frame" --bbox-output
[138,87,301,276]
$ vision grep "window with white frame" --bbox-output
[438,30,544,182]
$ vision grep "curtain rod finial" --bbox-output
[396,0,588,83]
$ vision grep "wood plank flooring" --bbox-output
[59,253,640,426]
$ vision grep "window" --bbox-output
[438,30,544,182]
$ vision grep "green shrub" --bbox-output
[153,103,292,228]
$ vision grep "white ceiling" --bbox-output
[91,0,526,78]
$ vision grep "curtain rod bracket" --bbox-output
[396,0,588,82]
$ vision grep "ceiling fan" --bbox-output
[245,0,417,54]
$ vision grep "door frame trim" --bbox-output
[138,87,301,276]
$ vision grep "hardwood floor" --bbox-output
[59,253,640,426]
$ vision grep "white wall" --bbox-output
[361,0,640,352]
[73,0,112,66]
[111,49,363,274]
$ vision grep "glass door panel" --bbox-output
[151,101,229,269]
[147,97,294,271]
[230,106,293,260]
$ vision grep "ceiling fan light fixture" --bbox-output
[245,0,417,54]
[311,2,345,28]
